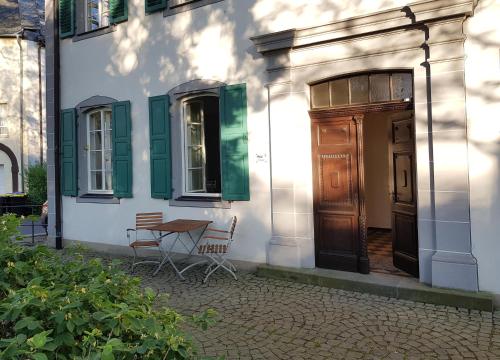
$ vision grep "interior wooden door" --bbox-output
[311,114,366,272]
[389,111,419,277]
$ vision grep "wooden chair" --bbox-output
[127,212,170,272]
[198,216,238,283]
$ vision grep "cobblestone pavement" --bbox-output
[116,260,500,360]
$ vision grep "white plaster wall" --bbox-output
[0,37,46,192]
[465,0,500,294]
[23,41,46,166]
[0,37,22,189]
[0,152,13,194]
[364,113,391,229]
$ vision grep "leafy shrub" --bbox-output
[25,163,47,205]
[0,214,215,359]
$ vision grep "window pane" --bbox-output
[89,112,101,131]
[104,111,112,130]
[330,79,349,106]
[90,151,102,170]
[104,150,112,171]
[91,171,103,190]
[391,73,413,100]
[87,0,100,30]
[188,124,202,145]
[187,102,202,124]
[90,131,102,150]
[370,74,390,102]
[105,171,112,190]
[188,147,203,168]
[188,169,203,192]
[104,130,111,150]
[311,82,330,108]
[101,0,110,27]
[349,75,369,104]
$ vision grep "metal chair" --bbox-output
[198,216,238,283]
[127,212,171,273]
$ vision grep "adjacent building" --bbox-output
[0,0,46,194]
[45,0,500,299]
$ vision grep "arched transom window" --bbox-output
[310,72,413,109]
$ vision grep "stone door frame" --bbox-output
[251,0,479,291]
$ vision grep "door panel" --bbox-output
[311,116,362,272]
[389,111,419,277]
[393,153,414,203]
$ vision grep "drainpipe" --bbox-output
[38,42,43,164]
[53,0,63,250]
[15,31,25,192]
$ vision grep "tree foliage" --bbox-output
[25,163,47,205]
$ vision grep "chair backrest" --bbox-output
[228,216,237,240]
[135,212,163,230]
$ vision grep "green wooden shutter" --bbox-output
[60,108,77,196]
[110,0,128,24]
[149,95,171,199]
[220,84,250,201]
[59,0,74,38]
[112,101,133,198]
[145,0,166,13]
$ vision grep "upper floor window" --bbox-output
[86,0,109,31]
[310,72,413,109]
[0,104,8,137]
[182,96,221,196]
[87,108,113,193]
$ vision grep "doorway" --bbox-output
[310,109,419,278]
[363,111,417,277]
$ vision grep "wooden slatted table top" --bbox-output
[148,219,212,233]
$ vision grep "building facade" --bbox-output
[0,0,46,194]
[45,0,500,298]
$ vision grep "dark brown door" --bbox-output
[389,111,419,277]
[311,114,366,272]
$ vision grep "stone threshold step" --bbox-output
[256,265,494,312]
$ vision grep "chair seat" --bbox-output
[130,240,160,248]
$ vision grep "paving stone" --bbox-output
[89,252,500,359]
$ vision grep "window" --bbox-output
[87,108,113,193]
[164,0,224,17]
[311,72,413,109]
[182,96,221,196]
[0,104,7,137]
[85,0,109,31]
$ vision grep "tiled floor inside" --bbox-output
[367,228,411,277]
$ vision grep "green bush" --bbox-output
[0,214,215,359]
[25,163,47,205]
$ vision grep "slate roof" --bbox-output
[0,0,44,37]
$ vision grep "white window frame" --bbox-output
[86,108,113,194]
[85,0,110,32]
[0,103,8,137]
[181,95,221,198]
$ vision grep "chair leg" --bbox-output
[227,260,237,272]
[203,257,237,283]
[131,247,138,273]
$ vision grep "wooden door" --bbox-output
[389,111,419,277]
[310,114,368,273]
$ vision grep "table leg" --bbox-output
[178,224,210,276]
[151,231,186,280]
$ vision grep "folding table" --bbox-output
[148,219,212,279]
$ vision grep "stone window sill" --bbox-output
[164,0,224,17]
[73,25,116,42]
[169,195,231,209]
[76,193,120,204]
